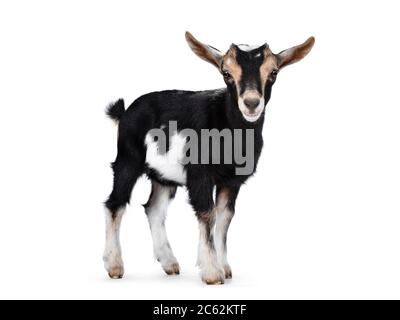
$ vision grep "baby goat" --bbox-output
[103,32,315,284]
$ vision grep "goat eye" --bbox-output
[269,69,279,81]
[222,71,232,79]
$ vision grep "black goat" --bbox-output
[103,32,315,284]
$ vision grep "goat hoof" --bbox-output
[204,278,224,285]
[224,266,232,279]
[201,268,225,285]
[107,266,124,279]
[164,263,180,275]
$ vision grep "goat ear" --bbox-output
[277,37,315,69]
[185,31,223,69]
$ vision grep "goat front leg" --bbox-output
[188,171,225,285]
[215,186,240,279]
[196,208,225,284]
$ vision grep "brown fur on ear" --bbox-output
[277,36,315,68]
[185,31,223,69]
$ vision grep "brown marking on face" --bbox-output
[222,47,242,91]
[260,48,278,93]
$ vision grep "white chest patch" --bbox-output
[145,132,187,184]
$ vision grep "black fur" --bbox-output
[104,45,279,215]
[102,34,314,284]
[104,87,269,214]
[106,99,125,122]
[234,44,268,95]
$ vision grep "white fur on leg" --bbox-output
[103,207,125,279]
[215,207,234,279]
[197,211,225,285]
[146,184,180,275]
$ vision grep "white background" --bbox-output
[0,0,399,299]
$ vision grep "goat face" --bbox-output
[185,32,315,123]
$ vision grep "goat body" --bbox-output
[103,32,315,284]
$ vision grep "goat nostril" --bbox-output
[243,98,260,110]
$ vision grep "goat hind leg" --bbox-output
[103,156,142,279]
[103,208,125,279]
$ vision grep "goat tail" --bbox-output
[106,99,125,122]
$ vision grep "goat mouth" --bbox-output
[242,110,262,122]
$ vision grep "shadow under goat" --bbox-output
[103,32,315,285]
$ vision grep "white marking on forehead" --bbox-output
[145,132,187,184]
[237,44,261,52]
[254,53,262,58]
